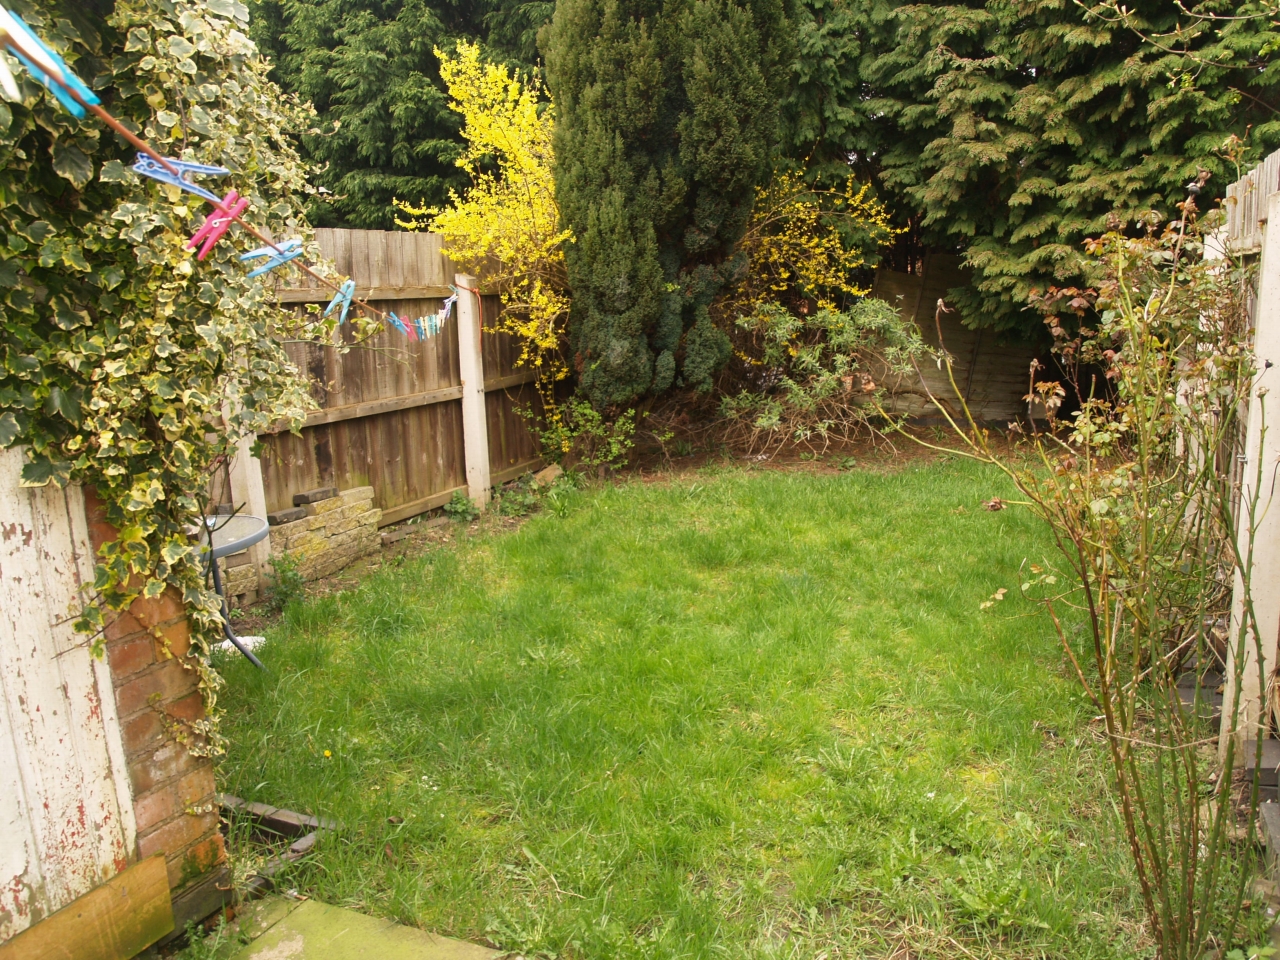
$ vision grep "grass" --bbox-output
[215,459,1148,958]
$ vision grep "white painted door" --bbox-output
[0,446,136,942]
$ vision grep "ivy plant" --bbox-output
[0,0,333,750]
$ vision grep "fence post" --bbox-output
[227,431,271,596]
[455,273,491,508]
[1222,188,1280,748]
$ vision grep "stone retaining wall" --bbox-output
[267,485,381,581]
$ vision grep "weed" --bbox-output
[170,916,247,960]
[264,551,305,613]
[443,489,480,522]
[495,476,539,517]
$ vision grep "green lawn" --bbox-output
[215,461,1145,958]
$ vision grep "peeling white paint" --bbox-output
[0,446,136,943]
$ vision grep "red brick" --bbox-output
[165,691,205,724]
[116,659,194,718]
[129,740,194,795]
[82,487,116,551]
[120,710,165,757]
[104,610,145,644]
[155,619,192,659]
[133,786,177,835]
[176,765,216,808]
[165,833,226,891]
[132,589,184,629]
[108,635,154,680]
[139,809,217,860]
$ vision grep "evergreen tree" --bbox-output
[544,0,791,407]
[248,0,491,229]
[783,0,1280,335]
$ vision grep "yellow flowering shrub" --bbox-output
[394,41,571,395]
[717,170,899,321]
[711,172,921,454]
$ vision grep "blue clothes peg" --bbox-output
[413,315,426,340]
[239,238,303,279]
[386,311,408,336]
[133,154,230,205]
[0,8,100,118]
[323,279,356,324]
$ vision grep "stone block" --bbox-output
[293,486,338,505]
[326,515,359,537]
[533,463,562,486]
[268,506,308,525]
[355,508,381,527]
[340,486,375,505]
[306,496,346,517]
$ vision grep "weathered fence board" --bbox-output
[260,230,542,525]
[1226,151,1280,255]
[872,254,1039,422]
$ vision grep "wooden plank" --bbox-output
[493,458,544,486]
[378,485,468,527]
[0,855,172,960]
[483,370,538,391]
[295,385,465,429]
[274,284,456,303]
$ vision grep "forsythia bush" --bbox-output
[714,171,920,453]
[717,171,898,319]
[395,41,571,396]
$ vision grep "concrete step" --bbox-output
[229,897,498,959]
[1243,740,1280,790]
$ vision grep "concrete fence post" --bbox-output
[226,429,271,597]
[455,273,491,509]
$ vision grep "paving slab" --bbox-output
[228,898,499,960]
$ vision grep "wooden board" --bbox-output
[0,855,172,960]
[0,446,135,944]
[871,255,1039,422]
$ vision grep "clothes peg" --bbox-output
[186,190,249,260]
[133,154,230,205]
[386,311,408,337]
[413,316,428,340]
[424,313,439,337]
[0,8,100,117]
[239,238,303,278]
[323,279,356,325]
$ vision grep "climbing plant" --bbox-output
[0,0,330,751]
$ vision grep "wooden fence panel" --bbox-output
[479,293,543,483]
[259,230,542,525]
[872,254,1039,422]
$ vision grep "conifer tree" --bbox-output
[783,0,1280,335]
[544,0,790,407]
[248,0,491,229]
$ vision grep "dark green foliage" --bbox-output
[545,0,790,407]
[248,0,487,229]
[783,0,1280,334]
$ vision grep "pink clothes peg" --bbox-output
[186,191,249,260]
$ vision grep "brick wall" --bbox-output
[84,490,229,934]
